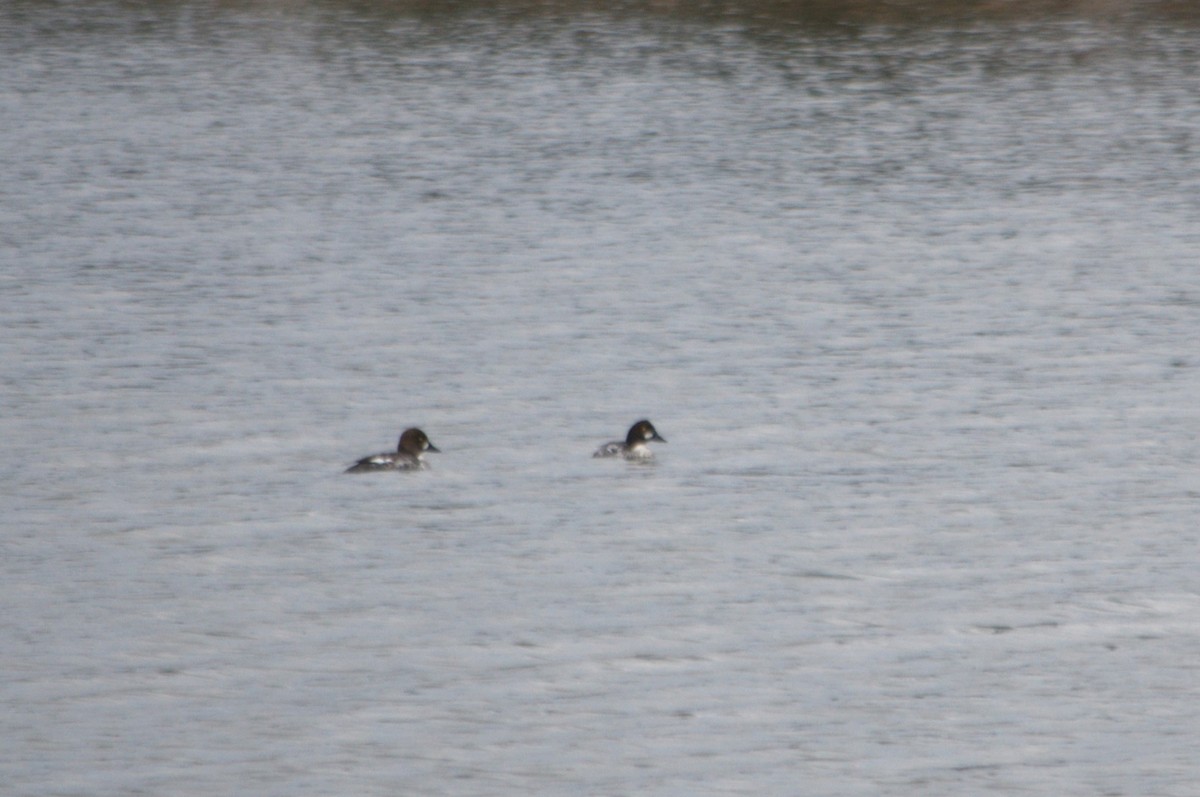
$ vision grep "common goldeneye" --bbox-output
[345,427,440,473]
[593,419,666,460]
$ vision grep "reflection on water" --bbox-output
[224,0,1200,27]
[9,0,1200,33]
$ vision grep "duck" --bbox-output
[593,419,666,460]
[346,427,440,473]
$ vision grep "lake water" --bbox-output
[3,1,1199,794]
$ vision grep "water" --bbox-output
[3,2,1199,794]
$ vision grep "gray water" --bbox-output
[3,2,1200,795]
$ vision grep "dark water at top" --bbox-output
[3,2,1199,796]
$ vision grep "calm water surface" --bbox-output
[3,2,1199,795]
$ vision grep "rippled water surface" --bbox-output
[3,2,1199,794]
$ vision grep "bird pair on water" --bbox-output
[345,419,666,473]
